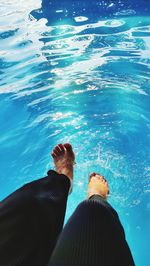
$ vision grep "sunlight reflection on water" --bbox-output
[0,1,150,265]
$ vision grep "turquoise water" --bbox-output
[0,1,150,265]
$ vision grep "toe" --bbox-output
[51,152,57,159]
[96,174,102,179]
[90,172,96,177]
[99,176,105,182]
[99,176,104,181]
[58,143,65,154]
[64,143,75,161]
[64,143,73,151]
[89,172,96,182]
[54,147,61,156]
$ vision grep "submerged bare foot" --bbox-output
[88,173,109,200]
[51,143,75,182]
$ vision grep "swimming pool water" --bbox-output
[0,1,150,265]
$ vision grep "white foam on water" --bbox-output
[74,16,89,22]
[56,10,64,13]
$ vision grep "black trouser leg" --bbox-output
[48,195,135,266]
[0,170,70,266]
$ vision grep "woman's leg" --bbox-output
[0,143,75,266]
[48,173,135,266]
[0,170,70,266]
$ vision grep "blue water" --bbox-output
[0,0,150,265]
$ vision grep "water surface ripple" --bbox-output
[0,1,150,266]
